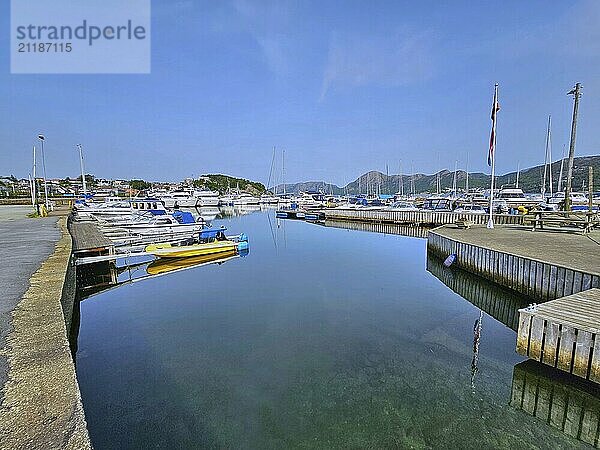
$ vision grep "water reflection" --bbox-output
[75,211,594,449]
[195,207,220,222]
[426,254,529,331]
[428,252,600,448]
[177,204,267,222]
[315,218,431,238]
[78,251,245,301]
[72,249,247,361]
[78,206,258,300]
[511,360,600,448]
[214,204,264,219]
[146,250,239,275]
[471,310,483,390]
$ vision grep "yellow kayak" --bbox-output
[145,239,238,258]
[146,250,237,275]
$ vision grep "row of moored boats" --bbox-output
[73,196,249,259]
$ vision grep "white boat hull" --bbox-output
[196,197,220,207]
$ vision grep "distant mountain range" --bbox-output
[274,155,600,195]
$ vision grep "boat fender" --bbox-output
[237,241,249,252]
[443,253,457,267]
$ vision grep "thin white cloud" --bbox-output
[232,0,295,75]
[320,29,436,101]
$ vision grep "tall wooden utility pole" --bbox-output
[564,83,581,211]
[589,167,593,212]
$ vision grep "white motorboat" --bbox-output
[159,190,198,208]
[102,211,203,238]
[496,188,537,208]
[195,190,220,207]
[453,204,486,214]
[296,192,326,208]
[219,194,236,206]
[422,196,454,211]
[75,198,168,219]
[543,191,591,211]
[97,210,157,227]
[385,201,419,211]
[232,193,260,205]
[259,194,280,204]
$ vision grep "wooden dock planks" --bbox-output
[517,289,600,384]
[68,220,114,255]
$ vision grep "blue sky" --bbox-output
[2,0,599,185]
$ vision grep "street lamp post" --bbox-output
[77,144,87,196]
[38,134,49,211]
[32,145,37,208]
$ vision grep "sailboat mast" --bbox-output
[548,116,553,197]
[398,161,404,196]
[282,149,286,196]
[436,153,441,194]
[516,162,520,188]
[452,160,458,196]
[542,115,551,198]
[558,145,566,192]
[465,153,469,193]
[268,146,276,194]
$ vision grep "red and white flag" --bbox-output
[488,87,500,166]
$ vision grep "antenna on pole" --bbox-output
[77,144,87,196]
[564,83,582,211]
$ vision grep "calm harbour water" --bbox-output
[75,208,593,449]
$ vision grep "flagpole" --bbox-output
[487,83,498,229]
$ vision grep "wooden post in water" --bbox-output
[565,83,581,211]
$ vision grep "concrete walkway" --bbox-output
[0,206,91,448]
[433,224,600,276]
[0,206,60,404]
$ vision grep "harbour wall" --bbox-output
[0,216,91,448]
[320,218,430,239]
[427,229,600,302]
[322,208,526,226]
[426,255,529,331]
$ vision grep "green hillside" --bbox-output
[193,174,267,195]
[278,155,600,195]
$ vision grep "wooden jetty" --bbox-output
[510,360,600,448]
[322,208,525,226]
[317,219,430,239]
[68,218,114,258]
[428,225,600,302]
[517,288,600,383]
[276,209,325,221]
